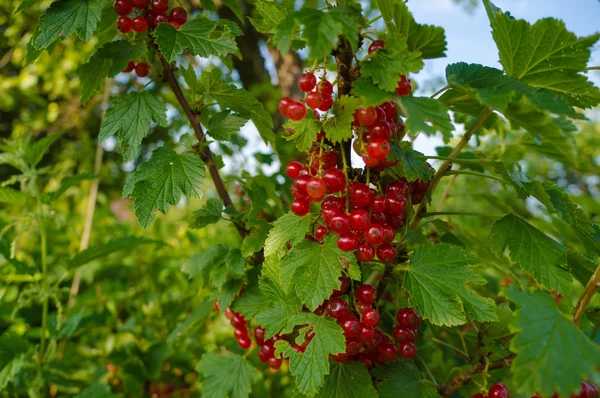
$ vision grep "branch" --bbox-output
[410,108,492,230]
[157,53,248,238]
[437,354,515,396]
[572,261,600,325]
[334,36,355,173]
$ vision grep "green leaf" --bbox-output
[377,0,447,59]
[328,5,363,53]
[232,285,272,319]
[351,77,397,107]
[483,1,600,108]
[167,300,213,347]
[25,130,66,167]
[317,362,378,398]
[189,198,224,229]
[15,0,42,13]
[182,244,229,279]
[220,0,244,22]
[506,286,600,396]
[196,353,261,398]
[323,96,361,144]
[99,91,168,161]
[361,36,423,92]
[123,148,206,228]
[283,114,321,152]
[0,334,31,390]
[373,360,440,398]
[225,249,245,275]
[249,0,289,34]
[241,221,271,258]
[0,187,30,205]
[69,236,161,269]
[206,111,249,141]
[403,243,498,326]
[490,214,572,294]
[276,312,345,395]
[281,236,357,311]
[198,69,275,148]
[400,96,453,142]
[387,141,435,182]
[264,213,312,257]
[80,41,146,105]
[154,16,237,63]
[34,0,104,49]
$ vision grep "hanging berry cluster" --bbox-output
[113,0,188,34]
[121,60,151,77]
[279,72,335,121]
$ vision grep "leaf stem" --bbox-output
[417,155,491,164]
[430,84,450,99]
[340,143,350,214]
[586,66,600,71]
[417,354,438,385]
[431,338,470,359]
[572,261,600,325]
[410,108,493,230]
[366,14,383,26]
[445,170,507,184]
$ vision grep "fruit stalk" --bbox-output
[572,261,600,325]
[438,354,515,396]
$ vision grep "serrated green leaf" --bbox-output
[403,243,498,326]
[220,0,243,23]
[276,313,345,395]
[225,248,245,275]
[80,41,146,105]
[281,236,357,311]
[25,130,66,167]
[154,16,237,63]
[198,69,274,148]
[483,1,600,108]
[400,96,453,142]
[506,286,600,396]
[206,111,249,141]
[377,0,447,59]
[123,148,206,228]
[0,187,30,205]
[196,353,261,398]
[182,244,229,279]
[373,360,440,398]
[99,91,168,161]
[317,362,378,398]
[361,36,423,92]
[264,213,312,257]
[34,0,104,49]
[328,5,363,52]
[490,214,572,294]
[189,198,224,229]
[351,77,397,107]
[241,221,271,257]
[249,0,288,34]
[69,236,161,269]
[387,141,435,182]
[232,285,271,319]
[323,96,361,144]
[283,114,321,152]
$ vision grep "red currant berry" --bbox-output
[350,209,370,230]
[259,343,274,359]
[154,13,168,25]
[388,213,406,229]
[298,72,317,92]
[367,138,390,160]
[268,357,283,370]
[224,307,233,320]
[326,298,349,320]
[385,193,407,214]
[231,312,246,328]
[117,16,134,33]
[581,382,599,398]
[322,168,345,193]
[307,177,326,198]
[356,107,378,127]
[362,308,380,326]
[396,74,412,96]
[278,97,294,117]
[362,154,379,167]
[377,341,398,362]
[169,20,181,29]
[238,335,252,349]
[305,91,322,109]
[315,225,329,241]
[318,95,334,111]
[234,327,248,339]
[370,212,387,226]
[286,161,303,179]
[381,224,395,244]
[293,174,311,196]
[392,326,416,343]
[320,151,337,169]
[370,195,386,213]
[356,352,375,370]
[369,121,392,140]
[114,0,133,16]
[169,7,188,24]
[318,80,333,95]
[380,101,397,121]
[387,179,410,197]
[330,214,351,234]
[356,284,376,305]
[291,198,310,216]
[143,10,157,27]
[340,316,361,339]
[254,327,266,345]
[368,39,385,54]
[488,383,510,398]
[349,183,371,208]
[132,16,148,32]
[332,352,349,362]
[472,393,487,398]
[332,276,350,297]
[364,224,384,245]
[396,307,421,330]
[337,233,359,252]
[134,62,150,77]
[132,0,148,9]
[151,0,168,13]
[288,102,307,121]
[356,301,371,314]
[356,243,375,262]
[399,342,416,359]
[314,301,327,316]
[346,339,362,355]
[122,60,135,73]
[359,323,375,341]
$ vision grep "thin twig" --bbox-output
[572,262,600,325]
[430,84,450,99]
[586,66,600,71]
[445,170,507,184]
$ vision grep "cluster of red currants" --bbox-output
[220,305,252,350]
[114,0,188,34]
[254,327,284,371]
[473,383,510,398]
[121,60,150,77]
[278,72,335,121]
[530,382,599,398]
[368,39,413,96]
